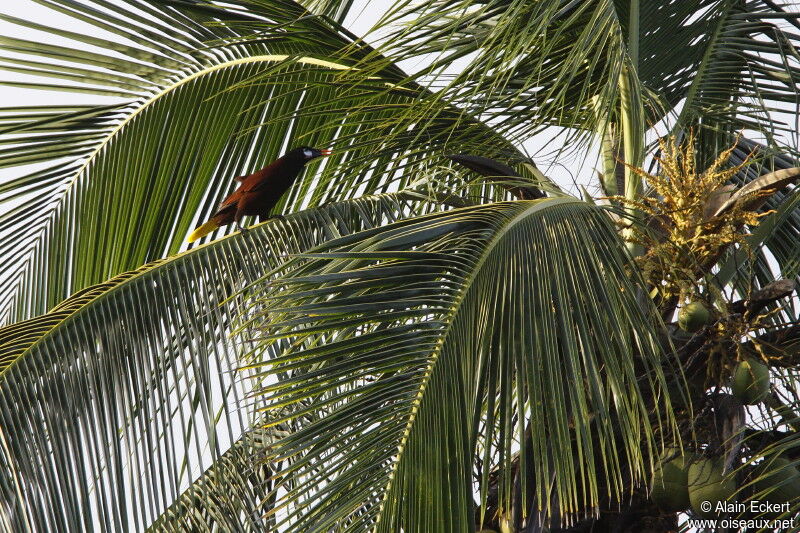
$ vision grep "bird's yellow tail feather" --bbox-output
[187,220,219,243]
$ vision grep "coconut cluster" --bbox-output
[651,449,800,519]
[651,450,736,518]
[677,300,772,405]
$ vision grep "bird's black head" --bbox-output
[290,146,331,162]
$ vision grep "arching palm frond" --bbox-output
[242,198,679,531]
[0,0,533,326]
[377,0,632,143]
[727,139,800,286]
[145,424,282,532]
[0,192,441,532]
[375,0,800,152]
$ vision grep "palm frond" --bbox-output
[0,0,533,325]
[668,0,800,138]
[709,138,800,328]
[299,0,360,23]
[146,424,282,532]
[373,0,800,151]
[0,192,437,532]
[376,0,632,144]
[243,198,679,530]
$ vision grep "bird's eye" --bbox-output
[303,148,313,158]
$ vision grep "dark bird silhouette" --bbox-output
[188,146,330,242]
[447,153,546,199]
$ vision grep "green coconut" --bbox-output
[753,457,800,504]
[688,457,737,519]
[731,358,770,405]
[651,449,692,511]
[678,302,710,332]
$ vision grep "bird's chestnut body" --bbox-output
[188,146,329,242]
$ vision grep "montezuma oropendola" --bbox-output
[447,153,546,199]
[188,146,331,242]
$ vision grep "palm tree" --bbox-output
[1,0,799,531]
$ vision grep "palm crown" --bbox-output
[0,1,799,531]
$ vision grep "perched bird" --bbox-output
[447,153,546,199]
[188,146,331,242]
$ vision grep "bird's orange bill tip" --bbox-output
[320,149,332,156]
